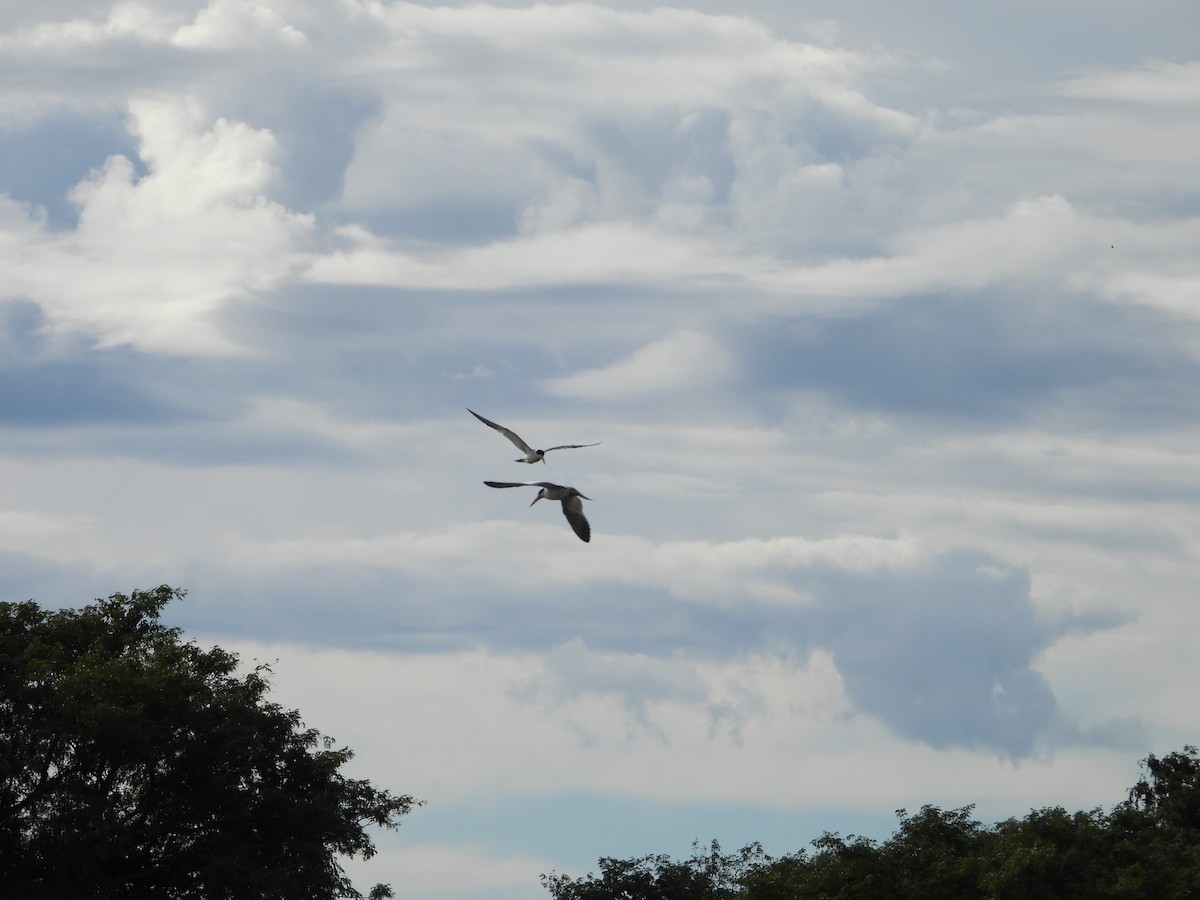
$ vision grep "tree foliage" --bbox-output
[0,586,418,899]
[546,747,1200,900]
[542,840,766,900]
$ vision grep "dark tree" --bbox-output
[983,806,1113,899]
[541,840,763,900]
[744,832,890,900]
[1105,744,1200,898]
[546,749,1200,899]
[738,808,986,900]
[0,586,418,899]
[885,805,986,899]
[1127,745,1200,831]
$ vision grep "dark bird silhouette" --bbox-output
[484,480,592,542]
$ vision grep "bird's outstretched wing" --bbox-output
[484,481,566,492]
[543,442,601,453]
[468,409,533,454]
[561,495,591,542]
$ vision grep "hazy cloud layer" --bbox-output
[2,2,1198,896]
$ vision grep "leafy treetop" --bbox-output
[544,746,1200,900]
[0,586,418,900]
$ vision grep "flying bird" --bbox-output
[484,481,592,542]
[468,409,599,464]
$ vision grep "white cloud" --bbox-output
[338,3,908,118]
[224,640,850,805]
[0,96,313,353]
[1068,217,1200,318]
[0,1,309,54]
[307,195,1200,327]
[331,1,914,237]
[304,223,746,291]
[750,194,1095,301]
[172,0,307,49]
[0,508,93,553]
[1057,60,1200,106]
[225,638,1137,819]
[219,522,924,609]
[0,3,178,53]
[543,330,736,400]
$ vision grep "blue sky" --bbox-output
[2,1,1199,896]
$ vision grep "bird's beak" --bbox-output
[578,493,592,501]
[541,456,546,464]
[529,496,542,507]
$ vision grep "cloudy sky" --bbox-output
[3,0,1199,896]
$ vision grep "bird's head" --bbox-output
[536,450,546,463]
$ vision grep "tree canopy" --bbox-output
[0,586,417,899]
[540,840,765,900]
[544,747,1200,900]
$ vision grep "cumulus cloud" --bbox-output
[0,96,312,353]
[172,0,307,49]
[331,1,914,247]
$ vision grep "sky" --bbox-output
[2,0,1199,896]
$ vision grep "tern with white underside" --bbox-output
[468,409,600,464]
